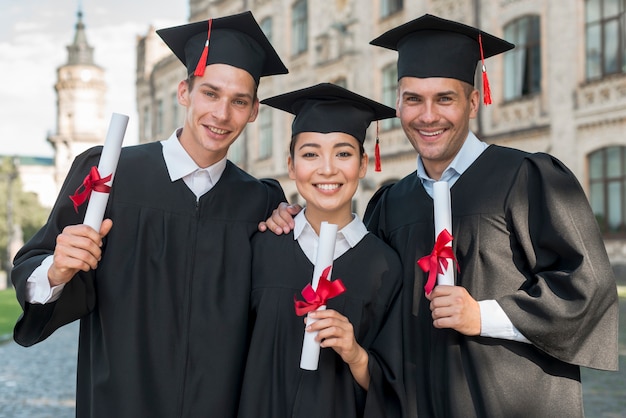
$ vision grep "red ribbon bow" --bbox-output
[294,266,346,316]
[69,166,112,213]
[417,229,458,295]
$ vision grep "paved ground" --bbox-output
[0,317,624,417]
[0,322,77,418]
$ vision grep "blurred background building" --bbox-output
[136,0,626,263]
[4,0,626,287]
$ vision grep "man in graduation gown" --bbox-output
[262,14,619,418]
[11,11,288,418]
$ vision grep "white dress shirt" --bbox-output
[292,209,368,263]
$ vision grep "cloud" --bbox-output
[0,1,187,157]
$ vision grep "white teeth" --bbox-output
[209,127,228,134]
[419,129,444,136]
[316,184,340,190]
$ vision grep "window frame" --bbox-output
[589,146,626,236]
[292,0,308,56]
[381,64,401,131]
[585,0,626,80]
[503,15,542,101]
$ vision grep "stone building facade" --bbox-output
[136,0,626,262]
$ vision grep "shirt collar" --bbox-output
[293,209,368,263]
[161,128,227,183]
[417,131,488,183]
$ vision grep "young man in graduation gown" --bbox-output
[11,11,288,418]
[239,84,405,418]
[261,14,619,418]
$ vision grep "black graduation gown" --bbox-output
[364,145,619,418]
[237,230,405,418]
[11,142,286,418]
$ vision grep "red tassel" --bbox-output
[482,68,492,105]
[193,19,212,77]
[478,34,492,106]
[374,121,381,172]
[375,139,381,172]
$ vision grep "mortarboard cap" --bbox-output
[261,83,396,145]
[370,14,514,104]
[156,11,288,84]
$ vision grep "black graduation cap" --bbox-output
[156,11,288,84]
[370,14,514,104]
[261,83,396,144]
[262,83,396,171]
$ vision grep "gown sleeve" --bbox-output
[12,147,104,346]
[498,153,618,371]
[363,183,394,237]
[259,177,287,218]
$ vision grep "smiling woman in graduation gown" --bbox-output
[238,84,405,418]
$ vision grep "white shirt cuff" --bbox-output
[479,300,531,343]
[25,255,65,304]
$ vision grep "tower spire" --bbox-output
[67,7,94,65]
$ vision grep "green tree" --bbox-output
[0,156,50,281]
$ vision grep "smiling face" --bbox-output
[396,76,479,180]
[288,131,367,231]
[178,63,259,168]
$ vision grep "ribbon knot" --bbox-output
[417,229,458,295]
[69,166,112,213]
[294,266,346,316]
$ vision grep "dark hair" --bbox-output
[289,133,365,158]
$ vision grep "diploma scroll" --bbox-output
[300,221,338,371]
[83,113,128,231]
[433,181,455,286]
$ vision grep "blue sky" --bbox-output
[0,0,187,157]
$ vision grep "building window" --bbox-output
[381,0,403,18]
[172,92,179,131]
[142,105,151,140]
[258,107,273,160]
[381,64,400,131]
[589,146,626,235]
[260,17,273,43]
[503,15,541,101]
[230,138,244,166]
[292,0,308,55]
[156,99,164,135]
[585,0,626,80]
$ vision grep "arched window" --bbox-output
[503,15,541,101]
[589,146,626,235]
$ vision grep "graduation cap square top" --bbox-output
[370,14,514,97]
[261,83,396,145]
[156,11,288,84]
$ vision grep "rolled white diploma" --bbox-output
[83,113,129,231]
[433,181,454,286]
[300,221,338,371]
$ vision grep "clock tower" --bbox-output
[47,9,107,190]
